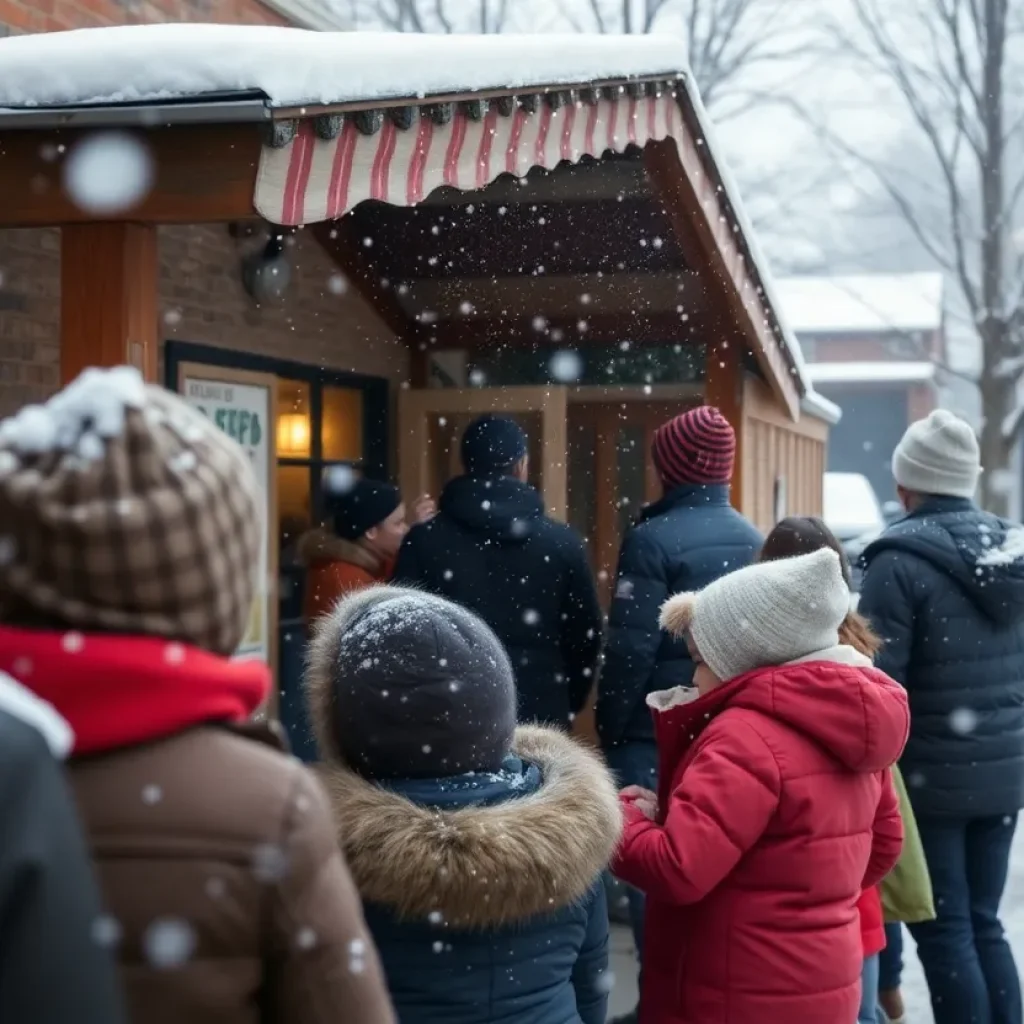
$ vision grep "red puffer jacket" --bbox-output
[612,653,908,1024]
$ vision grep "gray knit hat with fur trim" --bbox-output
[659,548,850,683]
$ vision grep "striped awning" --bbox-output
[255,90,682,226]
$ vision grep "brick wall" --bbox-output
[0,3,408,415]
[0,0,286,35]
[0,225,409,415]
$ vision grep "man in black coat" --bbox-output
[392,415,602,729]
[0,673,124,1024]
[860,409,1024,1024]
[596,405,761,1024]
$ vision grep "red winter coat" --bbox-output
[611,651,908,1024]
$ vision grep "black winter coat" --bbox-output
[859,497,1024,819]
[392,476,603,727]
[0,676,124,1024]
[596,484,762,746]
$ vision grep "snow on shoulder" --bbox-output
[0,24,685,110]
[977,526,1024,568]
[0,366,146,462]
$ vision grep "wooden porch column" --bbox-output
[61,223,159,384]
[704,339,745,512]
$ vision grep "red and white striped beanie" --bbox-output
[651,406,735,488]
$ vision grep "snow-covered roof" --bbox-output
[0,25,683,110]
[776,273,945,335]
[807,361,938,385]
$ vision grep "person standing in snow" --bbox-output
[859,409,1024,1024]
[613,548,907,1024]
[0,368,395,1024]
[595,405,761,1012]
[392,414,602,728]
[306,585,621,1024]
[299,477,435,626]
[0,673,124,1024]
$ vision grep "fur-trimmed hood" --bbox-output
[297,527,381,573]
[316,725,622,929]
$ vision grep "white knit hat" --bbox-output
[892,409,980,499]
[659,548,851,683]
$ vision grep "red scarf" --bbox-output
[0,626,270,756]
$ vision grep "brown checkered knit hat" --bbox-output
[0,367,260,655]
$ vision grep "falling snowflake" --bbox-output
[949,707,979,735]
[62,632,85,654]
[549,350,583,383]
[143,918,196,970]
[296,927,318,950]
[164,643,185,665]
[64,132,154,215]
[91,914,123,949]
[141,784,163,805]
[251,843,290,883]
[327,273,349,295]
[324,464,358,496]
[522,609,540,626]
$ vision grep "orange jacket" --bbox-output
[298,529,391,625]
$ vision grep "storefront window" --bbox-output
[322,387,364,461]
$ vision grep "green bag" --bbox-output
[880,764,936,924]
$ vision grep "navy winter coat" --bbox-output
[596,484,762,746]
[859,496,1024,818]
[393,476,603,727]
[313,726,622,1024]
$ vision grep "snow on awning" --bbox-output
[256,88,678,225]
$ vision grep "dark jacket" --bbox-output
[596,484,762,746]
[0,675,124,1024]
[859,496,1024,818]
[313,725,622,1024]
[392,476,603,726]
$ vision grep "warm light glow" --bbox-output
[277,413,311,457]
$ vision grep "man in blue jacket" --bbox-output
[859,409,1024,1024]
[597,405,761,1023]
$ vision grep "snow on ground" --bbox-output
[608,825,1024,1022]
[0,25,683,109]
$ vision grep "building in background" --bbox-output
[777,272,948,505]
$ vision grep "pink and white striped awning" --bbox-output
[255,91,683,227]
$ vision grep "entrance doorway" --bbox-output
[399,385,698,605]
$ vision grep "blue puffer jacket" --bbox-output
[596,484,762,746]
[315,726,622,1024]
[859,497,1024,818]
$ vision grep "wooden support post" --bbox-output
[61,223,158,384]
[704,338,745,513]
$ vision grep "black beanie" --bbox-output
[461,415,528,476]
[327,587,516,779]
[328,479,401,541]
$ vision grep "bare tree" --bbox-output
[346,0,512,33]
[809,0,1024,514]
[558,0,812,119]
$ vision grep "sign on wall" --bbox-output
[178,363,278,669]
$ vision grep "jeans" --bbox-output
[605,741,658,959]
[859,954,885,1023]
[878,922,903,992]
[909,813,1022,1024]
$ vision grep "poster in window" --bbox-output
[179,363,278,668]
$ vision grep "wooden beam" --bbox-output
[61,222,158,384]
[643,134,801,421]
[311,220,417,342]
[704,337,745,513]
[421,310,713,349]
[0,124,262,227]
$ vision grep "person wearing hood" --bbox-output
[612,547,909,1024]
[391,415,602,728]
[0,672,125,1024]
[300,477,434,625]
[859,409,1024,1024]
[306,585,622,1024]
[0,368,395,1024]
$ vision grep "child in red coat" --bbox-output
[611,547,908,1024]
